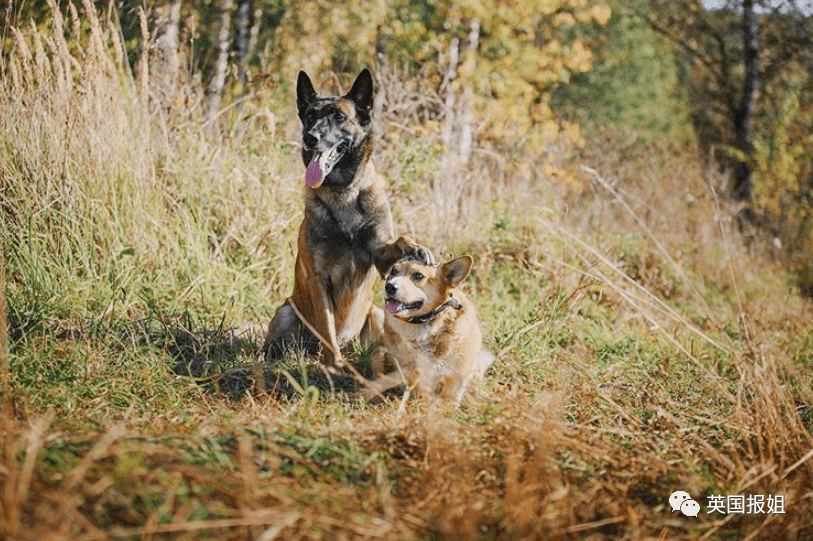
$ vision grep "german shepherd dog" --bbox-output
[263,69,432,367]
[363,253,495,403]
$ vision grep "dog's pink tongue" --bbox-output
[305,154,324,188]
[386,304,400,313]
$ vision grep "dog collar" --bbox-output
[406,295,463,324]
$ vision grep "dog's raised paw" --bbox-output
[397,238,436,267]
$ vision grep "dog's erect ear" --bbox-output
[440,256,473,288]
[346,68,373,112]
[297,71,317,113]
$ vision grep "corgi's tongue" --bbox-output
[386,303,401,313]
[306,149,336,189]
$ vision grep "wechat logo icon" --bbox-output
[670,490,700,517]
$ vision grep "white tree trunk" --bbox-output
[206,0,233,125]
[152,0,182,109]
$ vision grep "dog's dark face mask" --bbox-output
[296,69,373,189]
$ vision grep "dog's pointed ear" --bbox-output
[441,256,473,288]
[347,68,373,112]
[297,70,317,113]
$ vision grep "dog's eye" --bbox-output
[412,272,424,281]
[335,112,346,122]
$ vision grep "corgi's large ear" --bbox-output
[441,256,473,288]
[346,68,373,114]
[297,70,317,114]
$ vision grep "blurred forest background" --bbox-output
[5,0,813,267]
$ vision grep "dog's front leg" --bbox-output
[309,278,343,367]
[360,304,384,352]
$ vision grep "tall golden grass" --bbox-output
[1,2,811,540]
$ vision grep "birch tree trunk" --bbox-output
[458,18,479,167]
[233,0,251,85]
[152,0,182,110]
[206,0,233,126]
[248,5,262,59]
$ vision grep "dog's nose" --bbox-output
[303,132,318,148]
[385,282,397,296]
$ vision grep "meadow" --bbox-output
[1,3,812,540]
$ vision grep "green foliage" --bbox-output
[639,0,813,273]
[549,0,692,142]
[748,84,813,293]
[751,90,813,220]
[273,0,611,149]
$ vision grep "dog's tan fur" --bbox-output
[363,255,494,403]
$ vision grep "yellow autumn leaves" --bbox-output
[278,0,610,151]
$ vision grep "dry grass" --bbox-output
[1,3,812,541]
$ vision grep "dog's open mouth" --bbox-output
[305,144,348,189]
[385,298,423,314]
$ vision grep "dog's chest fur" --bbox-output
[307,189,376,277]
[386,301,471,361]
[382,300,480,399]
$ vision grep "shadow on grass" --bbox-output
[139,311,370,401]
[6,302,376,402]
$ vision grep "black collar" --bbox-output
[406,295,463,324]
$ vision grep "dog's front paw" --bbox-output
[375,236,436,275]
[395,236,436,267]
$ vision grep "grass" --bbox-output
[1,4,813,541]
